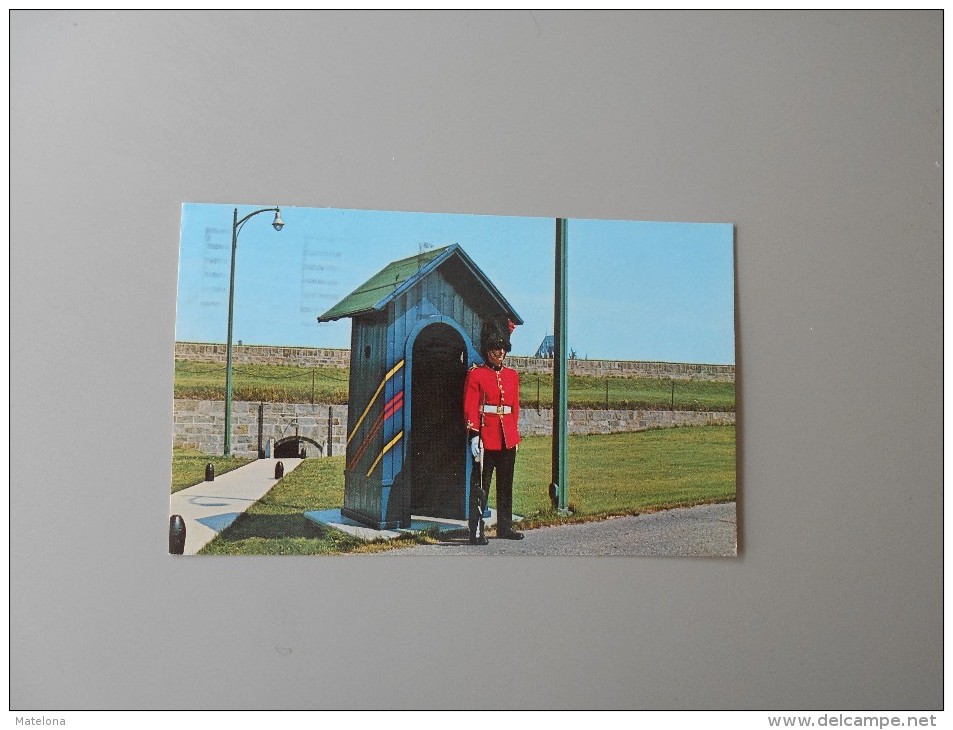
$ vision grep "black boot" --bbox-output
[469,518,488,545]
[496,521,524,540]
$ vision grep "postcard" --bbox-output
[170,204,736,556]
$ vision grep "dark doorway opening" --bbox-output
[274,437,322,459]
[410,323,467,519]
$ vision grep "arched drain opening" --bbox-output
[274,437,324,459]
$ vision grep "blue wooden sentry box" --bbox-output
[319,244,522,530]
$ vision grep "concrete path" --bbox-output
[379,502,737,557]
[169,458,302,555]
[304,507,500,542]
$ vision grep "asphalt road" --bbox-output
[382,501,737,557]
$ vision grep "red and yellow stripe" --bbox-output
[347,390,403,472]
[347,359,404,446]
[366,430,403,477]
[347,359,406,476]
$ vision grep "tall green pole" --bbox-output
[223,206,284,456]
[224,208,239,455]
[552,218,569,513]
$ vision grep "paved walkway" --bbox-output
[169,458,302,555]
[380,502,737,557]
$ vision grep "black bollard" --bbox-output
[205,462,214,481]
[275,461,284,479]
[169,515,186,555]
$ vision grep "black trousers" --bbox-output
[469,446,517,536]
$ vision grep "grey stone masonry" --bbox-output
[519,406,735,437]
[173,399,348,457]
[173,399,734,456]
[175,342,734,382]
[508,356,735,381]
[175,342,351,368]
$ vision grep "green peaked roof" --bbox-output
[318,243,522,324]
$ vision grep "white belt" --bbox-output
[481,404,512,415]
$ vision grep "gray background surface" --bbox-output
[11,11,942,709]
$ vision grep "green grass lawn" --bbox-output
[174,360,734,411]
[198,425,735,555]
[513,426,736,528]
[197,455,391,555]
[520,373,735,412]
[173,360,349,404]
[171,447,253,493]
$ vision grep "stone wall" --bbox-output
[175,342,734,382]
[173,399,348,457]
[507,356,734,381]
[173,398,734,456]
[519,406,735,437]
[174,342,351,368]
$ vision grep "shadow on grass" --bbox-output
[202,507,462,555]
[211,511,324,542]
[199,510,367,555]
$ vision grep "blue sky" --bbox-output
[175,203,735,364]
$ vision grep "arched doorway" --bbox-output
[409,322,468,519]
[274,436,323,459]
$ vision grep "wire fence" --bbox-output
[174,361,349,404]
[175,361,734,412]
[523,375,735,413]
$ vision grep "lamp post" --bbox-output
[224,205,284,455]
[551,217,569,513]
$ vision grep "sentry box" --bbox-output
[318,244,522,530]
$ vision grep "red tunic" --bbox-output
[463,363,521,450]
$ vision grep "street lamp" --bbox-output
[224,205,284,455]
[550,217,569,514]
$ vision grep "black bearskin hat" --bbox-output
[480,316,515,356]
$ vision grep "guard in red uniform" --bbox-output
[464,317,523,544]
